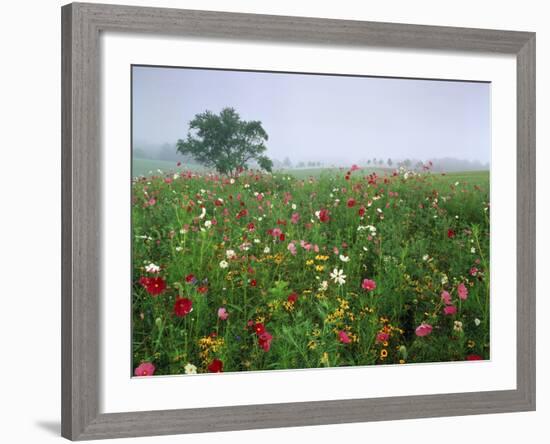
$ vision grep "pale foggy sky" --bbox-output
[132,66,491,165]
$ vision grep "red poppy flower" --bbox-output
[347,198,356,208]
[173,297,193,317]
[466,354,483,361]
[236,209,248,219]
[185,273,196,283]
[207,358,223,373]
[254,322,265,335]
[250,279,257,287]
[197,285,208,294]
[247,222,255,231]
[447,229,456,238]
[318,209,330,223]
[140,276,166,296]
[279,233,286,242]
[287,292,298,304]
[358,207,366,217]
[258,331,273,352]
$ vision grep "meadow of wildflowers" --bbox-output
[132,165,490,376]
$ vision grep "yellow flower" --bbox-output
[380,349,388,358]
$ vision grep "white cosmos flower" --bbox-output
[145,263,160,273]
[474,318,481,326]
[230,178,235,184]
[226,249,237,259]
[204,220,212,229]
[219,260,229,269]
[330,268,346,285]
[291,204,297,210]
[441,274,449,285]
[173,173,179,180]
[471,247,476,254]
[339,255,350,263]
[184,363,197,375]
[263,246,270,254]
[319,280,329,291]
[422,254,429,261]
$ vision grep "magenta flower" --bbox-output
[376,332,389,343]
[443,305,457,316]
[457,283,469,300]
[134,362,155,377]
[338,330,351,344]
[217,307,229,320]
[415,323,433,337]
[361,279,376,291]
[291,212,300,224]
[441,290,452,305]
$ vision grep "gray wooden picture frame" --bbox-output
[61,2,536,440]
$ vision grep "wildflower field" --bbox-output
[132,166,490,376]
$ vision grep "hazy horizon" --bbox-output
[132,66,491,167]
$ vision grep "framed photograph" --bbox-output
[61,2,535,440]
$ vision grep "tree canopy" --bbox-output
[176,108,273,176]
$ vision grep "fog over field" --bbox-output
[132,66,491,171]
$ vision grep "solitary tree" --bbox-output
[176,108,272,176]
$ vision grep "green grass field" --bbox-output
[132,165,490,376]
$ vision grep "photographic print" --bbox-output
[131,66,490,377]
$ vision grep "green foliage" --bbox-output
[176,107,271,175]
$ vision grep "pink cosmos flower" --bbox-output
[441,290,452,305]
[134,362,155,377]
[291,212,300,224]
[217,307,229,320]
[415,323,433,337]
[338,330,351,344]
[469,267,478,276]
[362,279,376,291]
[271,227,282,238]
[443,305,457,316]
[287,242,297,256]
[457,282,469,300]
